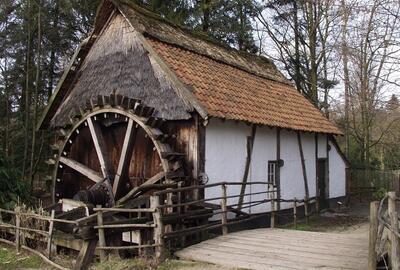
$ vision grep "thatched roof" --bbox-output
[38,0,342,135]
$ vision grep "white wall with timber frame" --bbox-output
[203,118,347,214]
[279,130,316,209]
[204,119,252,215]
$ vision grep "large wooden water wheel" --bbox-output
[49,94,185,208]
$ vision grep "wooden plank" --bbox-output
[224,232,368,248]
[59,156,103,183]
[177,248,298,270]
[117,172,165,204]
[216,232,368,250]
[178,245,347,270]
[205,236,368,258]
[87,117,112,178]
[113,118,136,196]
[73,239,97,270]
[176,228,369,270]
[190,241,366,268]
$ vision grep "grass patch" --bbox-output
[0,244,44,269]
[158,259,209,269]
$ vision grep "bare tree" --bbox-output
[342,0,400,170]
[255,0,340,107]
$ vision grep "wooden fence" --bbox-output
[153,181,319,258]
[0,207,76,270]
[350,169,400,201]
[0,181,320,269]
[369,191,400,270]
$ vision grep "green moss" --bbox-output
[0,245,44,269]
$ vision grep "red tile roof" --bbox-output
[148,37,342,134]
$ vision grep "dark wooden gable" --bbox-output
[50,12,193,128]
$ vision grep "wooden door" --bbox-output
[317,159,329,209]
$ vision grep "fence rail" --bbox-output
[0,207,72,270]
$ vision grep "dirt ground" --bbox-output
[285,202,370,235]
[0,202,370,270]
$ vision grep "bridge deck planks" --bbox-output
[175,228,368,270]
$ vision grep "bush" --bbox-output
[373,187,387,201]
[0,153,31,209]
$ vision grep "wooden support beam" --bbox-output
[276,128,281,210]
[15,207,20,253]
[304,196,309,224]
[221,184,228,235]
[73,239,97,270]
[87,117,112,178]
[96,205,107,262]
[117,172,165,205]
[113,118,137,197]
[270,192,276,228]
[150,196,165,262]
[368,201,379,270]
[46,210,55,259]
[59,156,103,183]
[293,198,297,229]
[297,132,310,200]
[237,125,257,212]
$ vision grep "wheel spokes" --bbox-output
[87,117,112,178]
[113,118,137,197]
[59,156,103,183]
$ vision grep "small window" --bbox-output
[268,161,277,185]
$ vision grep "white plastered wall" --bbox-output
[317,134,327,158]
[204,119,320,213]
[328,140,347,198]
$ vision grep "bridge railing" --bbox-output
[369,191,400,270]
[153,181,319,254]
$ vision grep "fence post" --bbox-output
[15,206,21,253]
[293,198,297,229]
[96,205,107,262]
[388,192,400,270]
[220,184,228,235]
[150,195,165,262]
[270,193,276,228]
[47,210,55,259]
[368,201,379,270]
[304,197,309,224]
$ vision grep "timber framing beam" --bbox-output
[237,124,257,212]
[297,132,310,200]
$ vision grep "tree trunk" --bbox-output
[22,0,33,179]
[30,1,41,187]
[341,0,350,159]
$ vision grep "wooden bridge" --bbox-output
[176,228,369,270]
